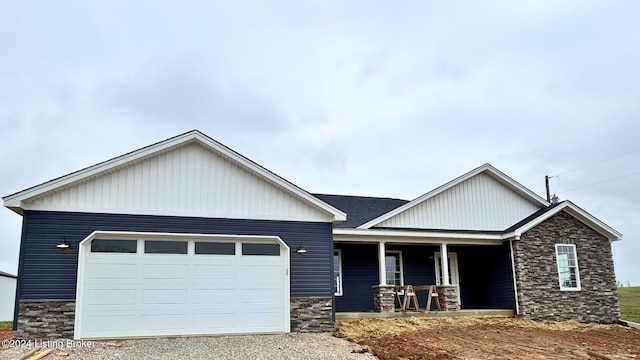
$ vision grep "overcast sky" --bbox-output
[1,1,639,285]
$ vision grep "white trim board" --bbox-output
[504,201,622,241]
[333,249,343,296]
[333,228,504,245]
[336,201,622,243]
[385,250,404,287]
[357,164,549,229]
[3,130,346,223]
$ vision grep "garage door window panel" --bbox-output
[242,243,280,256]
[91,239,137,253]
[144,240,188,254]
[195,242,235,255]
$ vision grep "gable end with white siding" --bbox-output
[4,131,345,224]
[359,164,548,231]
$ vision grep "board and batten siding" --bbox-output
[0,275,16,321]
[378,173,541,231]
[23,142,332,223]
[16,211,333,303]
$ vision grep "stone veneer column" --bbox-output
[512,211,619,323]
[14,300,76,339]
[436,285,460,311]
[372,285,395,312]
[289,297,333,332]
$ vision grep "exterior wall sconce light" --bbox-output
[56,238,70,250]
[296,246,307,255]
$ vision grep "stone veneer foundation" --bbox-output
[16,298,333,339]
[289,297,334,332]
[513,211,619,323]
[374,285,460,312]
[14,300,75,339]
[436,285,460,311]
[372,285,395,312]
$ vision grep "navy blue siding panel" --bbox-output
[334,244,378,312]
[453,244,516,310]
[18,211,333,300]
[387,244,439,309]
[334,243,515,312]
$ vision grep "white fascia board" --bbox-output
[3,131,197,208]
[357,163,548,229]
[194,132,346,222]
[512,201,622,241]
[21,204,334,223]
[333,228,503,245]
[3,130,346,222]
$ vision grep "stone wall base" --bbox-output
[16,297,335,337]
[513,212,620,324]
[290,297,334,332]
[436,285,460,311]
[373,285,395,312]
[15,300,76,339]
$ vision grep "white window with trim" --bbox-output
[385,250,404,286]
[555,244,581,291]
[334,250,343,296]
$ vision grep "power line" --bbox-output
[554,148,640,177]
[558,170,640,194]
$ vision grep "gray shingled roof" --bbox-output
[313,194,409,228]
[315,193,561,234]
[503,201,564,233]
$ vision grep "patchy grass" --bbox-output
[334,318,640,360]
[619,286,640,323]
[0,322,11,330]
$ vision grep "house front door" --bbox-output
[434,252,461,305]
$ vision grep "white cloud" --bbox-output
[1,0,639,285]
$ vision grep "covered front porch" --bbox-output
[333,229,518,316]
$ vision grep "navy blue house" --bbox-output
[3,130,623,339]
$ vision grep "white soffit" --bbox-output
[358,164,549,230]
[3,131,346,223]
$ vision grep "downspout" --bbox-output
[509,238,520,315]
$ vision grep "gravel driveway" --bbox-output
[1,333,376,360]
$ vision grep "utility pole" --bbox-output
[544,175,550,202]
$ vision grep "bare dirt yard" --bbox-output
[335,317,640,360]
[0,322,11,343]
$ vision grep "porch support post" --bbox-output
[378,241,387,285]
[440,243,450,285]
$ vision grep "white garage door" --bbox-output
[75,233,290,339]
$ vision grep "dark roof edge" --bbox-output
[3,130,200,200]
[0,271,17,279]
[311,193,409,201]
[371,227,505,235]
[503,202,563,233]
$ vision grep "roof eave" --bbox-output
[3,130,347,222]
[3,130,200,206]
[511,201,622,242]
